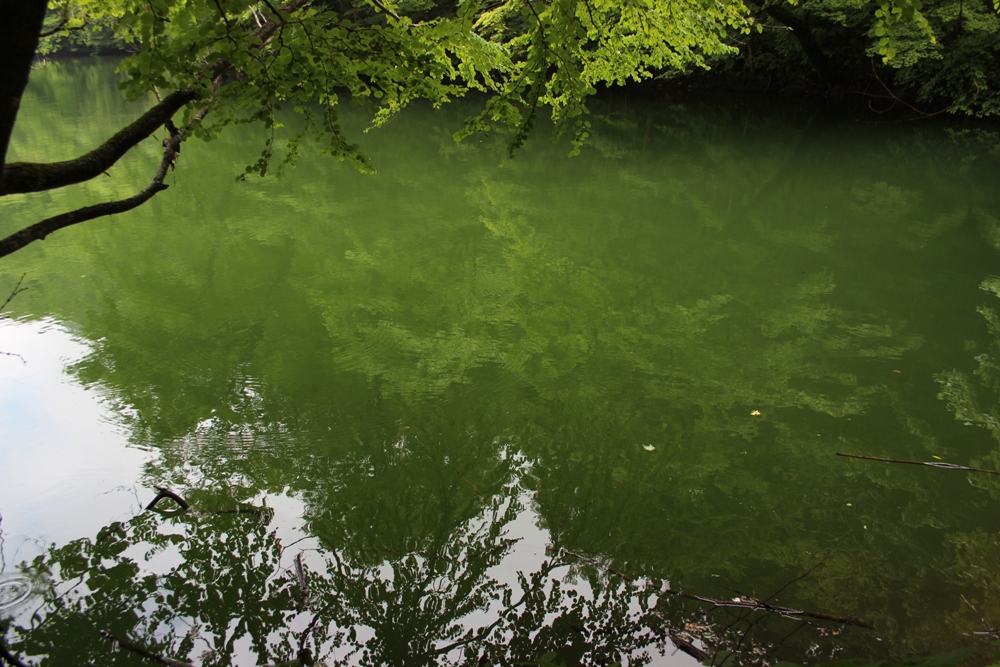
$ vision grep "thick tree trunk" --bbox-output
[0,0,48,171]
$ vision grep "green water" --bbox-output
[2,59,1000,666]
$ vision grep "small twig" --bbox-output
[457,472,486,502]
[837,452,1000,476]
[670,635,710,662]
[556,547,872,628]
[0,352,26,365]
[868,59,948,118]
[145,486,190,511]
[762,553,829,605]
[0,275,27,314]
[203,507,266,517]
[98,631,197,667]
[961,594,998,636]
[39,20,87,37]
[0,275,28,362]
[369,0,400,20]
[294,553,310,610]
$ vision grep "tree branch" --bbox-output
[39,21,88,38]
[0,89,196,197]
[0,273,26,313]
[0,121,184,259]
[145,486,191,512]
[0,0,313,260]
[555,547,873,629]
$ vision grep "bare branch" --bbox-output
[145,485,191,512]
[0,273,26,312]
[0,114,190,259]
[837,452,1000,475]
[0,89,196,197]
[556,547,873,629]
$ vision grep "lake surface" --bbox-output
[2,59,1000,666]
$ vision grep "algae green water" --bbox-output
[2,59,1000,666]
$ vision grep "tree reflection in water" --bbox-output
[2,466,866,667]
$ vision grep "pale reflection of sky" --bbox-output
[0,318,700,665]
[0,318,150,569]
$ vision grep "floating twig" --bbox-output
[556,547,872,629]
[836,453,1000,476]
[0,352,26,365]
[662,587,872,629]
[145,486,190,511]
[99,631,197,667]
[670,634,710,662]
[294,553,310,611]
[261,654,313,667]
[144,488,268,518]
[961,594,999,636]
[207,506,266,517]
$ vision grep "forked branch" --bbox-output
[0,89,196,197]
[0,123,184,259]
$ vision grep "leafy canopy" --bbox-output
[36,0,984,170]
[38,0,741,169]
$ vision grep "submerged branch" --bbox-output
[837,452,1000,476]
[294,553,310,610]
[661,587,872,629]
[145,486,191,512]
[670,635,710,662]
[556,547,872,629]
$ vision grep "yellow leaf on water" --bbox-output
[643,444,656,451]
[750,410,762,416]
[932,455,942,460]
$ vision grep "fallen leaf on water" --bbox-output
[750,410,761,416]
[643,444,656,451]
[932,455,942,460]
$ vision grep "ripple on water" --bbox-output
[0,575,32,612]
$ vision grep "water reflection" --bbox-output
[2,60,1000,663]
[3,470,870,667]
[0,319,148,551]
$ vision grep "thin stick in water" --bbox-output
[836,453,1000,476]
